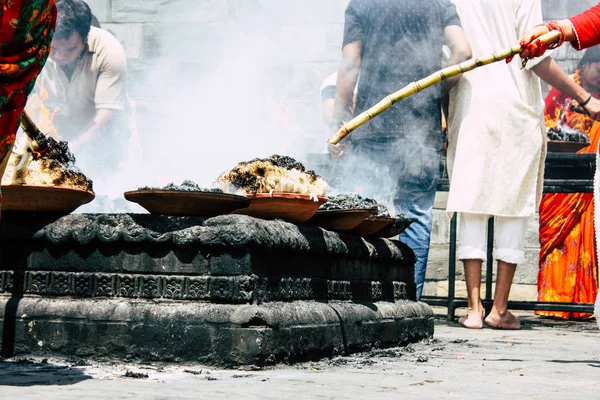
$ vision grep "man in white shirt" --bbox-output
[34,0,130,174]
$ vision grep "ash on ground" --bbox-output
[547,126,590,143]
[139,180,223,193]
[320,193,394,218]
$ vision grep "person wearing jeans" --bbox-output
[330,0,471,300]
[341,138,441,300]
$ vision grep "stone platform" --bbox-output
[0,214,433,366]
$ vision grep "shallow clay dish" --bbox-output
[547,140,589,153]
[124,190,250,217]
[1,185,95,213]
[352,216,396,236]
[377,217,418,238]
[233,192,327,223]
[308,208,377,232]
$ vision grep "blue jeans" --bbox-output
[341,139,440,300]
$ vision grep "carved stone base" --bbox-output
[0,214,430,365]
[0,297,433,366]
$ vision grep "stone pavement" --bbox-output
[0,308,598,399]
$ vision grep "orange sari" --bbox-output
[537,69,599,319]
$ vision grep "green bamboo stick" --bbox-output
[328,30,561,145]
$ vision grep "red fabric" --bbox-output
[0,1,57,217]
[569,4,600,50]
[544,87,568,123]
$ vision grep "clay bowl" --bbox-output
[1,185,95,214]
[547,140,589,153]
[377,217,419,238]
[308,208,377,232]
[233,192,327,223]
[351,216,396,236]
[124,190,250,217]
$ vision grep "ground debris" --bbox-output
[232,374,254,379]
[450,339,469,344]
[123,370,149,379]
[184,369,203,375]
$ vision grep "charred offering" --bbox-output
[1,134,93,192]
[321,193,403,218]
[216,155,327,198]
[139,180,224,193]
[547,126,590,144]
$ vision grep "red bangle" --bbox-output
[544,21,566,49]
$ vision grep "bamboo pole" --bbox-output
[328,30,561,145]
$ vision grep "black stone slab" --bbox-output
[0,298,433,367]
[0,213,431,365]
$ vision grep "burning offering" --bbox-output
[547,126,591,153]
[216,154,327,198]
[316,194,415,237]
[1,134,93,192]
[309,193,379,232]
[124,180,250,217]
[217,155,328,223]
[547,126,590,144]
[139,180,224,193]
[0,133,95,213]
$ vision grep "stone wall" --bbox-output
[82,0,596,300]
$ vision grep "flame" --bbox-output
[25,82,60,139]
[545,105,561,130]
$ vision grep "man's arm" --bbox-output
[328,41,361,158]
[442,25,472,90]
[71,31,127,152]
[520,5,600,59]
[70,108,115,152]
[332,41,361,126]
[532,57,600,120]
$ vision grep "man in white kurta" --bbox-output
[448,0,598,329]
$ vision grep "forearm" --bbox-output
[75,109,114,148]
[332,61,360,124]
[532,58,588,104]
[443,26,472,90]
[554,19,577,42]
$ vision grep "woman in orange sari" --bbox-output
[538,46,600,319]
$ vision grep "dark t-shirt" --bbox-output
[342,0,461,148]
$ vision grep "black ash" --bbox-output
[140,180,223,193]
[320,193,378,212]
[320,194,404,218]
[547,126,590,144]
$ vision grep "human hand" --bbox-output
[518,22,566,64]
[328,141,349,159]
[571,96,600,121]
[518,25,553,61]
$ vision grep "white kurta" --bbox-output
[447,0,549,217]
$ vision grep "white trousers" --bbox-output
[457,213,528,264]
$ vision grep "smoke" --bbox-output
[25,1,448,215]
[50,1,351,212]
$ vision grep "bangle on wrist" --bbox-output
[580,93,593,107]
[544,21,566,48]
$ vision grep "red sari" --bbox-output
[537,70,599,319]
[0,0,56,216]
[569,5,600,50]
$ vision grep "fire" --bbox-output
[545,106,561,130]
[25,82,60,139]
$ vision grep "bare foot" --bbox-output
[458,309,483,329]
[484,310,522,330]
